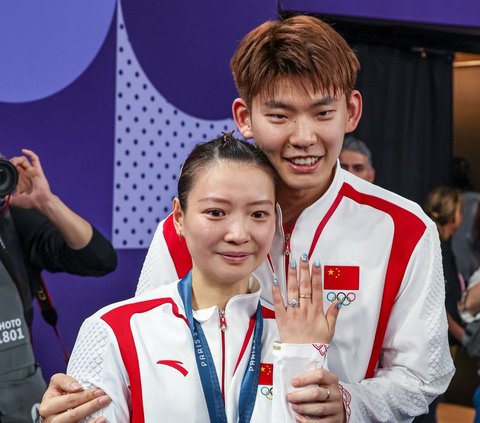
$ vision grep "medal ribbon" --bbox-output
[178,272,263,423]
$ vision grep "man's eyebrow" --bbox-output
[262,97,336,110]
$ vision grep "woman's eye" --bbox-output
[207,209,225,217]
[252,211,268,219]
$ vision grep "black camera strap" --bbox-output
[36,275,70,363]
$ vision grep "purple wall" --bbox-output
[283,0,480,28]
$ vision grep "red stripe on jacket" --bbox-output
[102,299,188,423]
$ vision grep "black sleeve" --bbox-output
[442,241,463,326]
[11,206,117,276]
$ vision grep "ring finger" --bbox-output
[298,253,312,304]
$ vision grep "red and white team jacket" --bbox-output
[68,278,328,422]
[136,163,455,422]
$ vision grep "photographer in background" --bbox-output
[0,149,117,422]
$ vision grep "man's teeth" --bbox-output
[291,157,319,165]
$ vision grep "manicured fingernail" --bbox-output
[314,258,320,268]
[273,277,278,286]
[290,259,296,269]
[337,298,345,309]
[70,382,82,390]
[93,389,105,397]
[301,253,308,262]
[98,396,111,406]
[291,378,299,387]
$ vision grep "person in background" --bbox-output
[461,268,480,423]
[39,15,454,422]
[451,157,480,282]
[339,135,375,183]
[465,269,480,317]
[417,186,465,423]
[65,134,341,422]
[0,149,117,422]
[424,186,465,348]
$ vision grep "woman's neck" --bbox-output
[191,270,250,310]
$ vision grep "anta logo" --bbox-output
[156,360,188,377]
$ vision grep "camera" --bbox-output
[0,159,18,199]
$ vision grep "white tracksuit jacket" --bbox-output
[68,278,327,422]
[135,164,455,422]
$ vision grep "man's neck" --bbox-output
[278,185,327,228]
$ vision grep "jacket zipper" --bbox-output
[283,221,296,286]
[219,309,227,402]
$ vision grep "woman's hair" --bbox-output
[177,132,279,210]
[424,186,462,228]
[230,15,360,107]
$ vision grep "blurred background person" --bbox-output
[425,186,465,348]
[0,149,117,422]
[419,186,465,422]
[451,157,480,283]
[339,135,376,183]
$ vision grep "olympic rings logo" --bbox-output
[260,386,273,400]
[326,291,356,306]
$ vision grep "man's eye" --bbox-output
[317,110,334,118]
[267,114,286,120]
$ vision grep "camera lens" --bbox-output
[0,160,18,198]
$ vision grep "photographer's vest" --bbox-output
[0,209,46,419]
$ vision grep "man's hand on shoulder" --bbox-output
[38,373,110,423]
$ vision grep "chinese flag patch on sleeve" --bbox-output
[258,363,273,386]
[323,266,360,290]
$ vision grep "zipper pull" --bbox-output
[284,232,291,256]
[219,309,227,332]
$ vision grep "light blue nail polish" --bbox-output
[301,253,308,262]
[314,258,320,268]
[273,277,278,286]
[290,259,296,269]
[337,298,345,309]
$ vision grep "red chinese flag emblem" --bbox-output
[258,363,273,386]
[323,266,360,290]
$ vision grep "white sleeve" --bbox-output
[343,223,455,422]
[136,217,179,296]
[271,342,329,422]
[67,317,131,422]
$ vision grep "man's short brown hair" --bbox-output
[230,15,360,106]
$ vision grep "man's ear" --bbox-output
[232,98,253,139]
[368,167,376,184]
[345,90,363,133]
[172,198,184,238]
